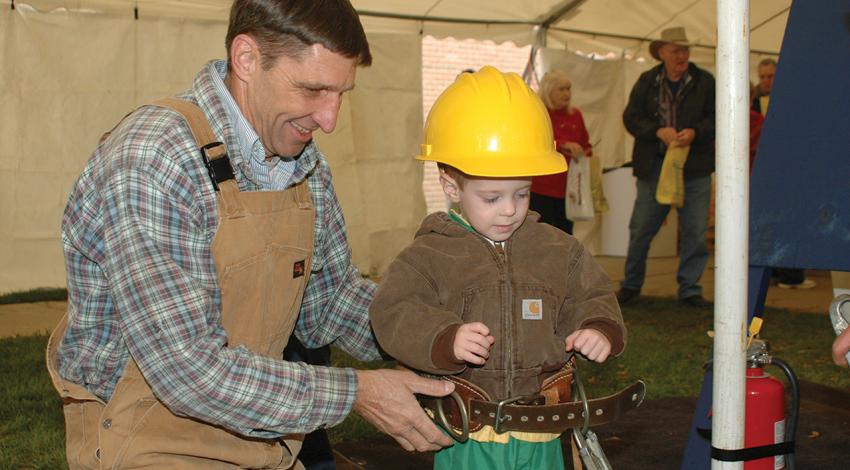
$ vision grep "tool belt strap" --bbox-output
[422,379,645,434]
[474,380,644,433]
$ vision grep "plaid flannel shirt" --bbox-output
[58,60,381,438]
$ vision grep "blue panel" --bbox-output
[749,0,850,271]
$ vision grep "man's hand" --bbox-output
[656,127,678,146]
[675,128,696,146]
[832,328,850,367]
[453,322,495,365]
[354,369,455,451]
[565,329,612,363]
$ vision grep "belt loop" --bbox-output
[293,181,312,210]
[217,180,246,219]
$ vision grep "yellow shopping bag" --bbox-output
[589,154,609,214]
[655,144,689,208]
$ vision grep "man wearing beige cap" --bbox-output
[619,27,716,308]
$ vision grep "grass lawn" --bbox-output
[2,297,847,468]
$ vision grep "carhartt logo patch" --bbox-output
[522,299,543,320]
[293,260,306,278]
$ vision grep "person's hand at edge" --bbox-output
[354,369,455,451]
[832,328,850,367]
[560,142,584,158]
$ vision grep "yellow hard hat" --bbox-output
[417,66,567,177]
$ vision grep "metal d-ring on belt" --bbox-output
[433,391,531,443]
[571,366,614,470]
[434,390,471,442]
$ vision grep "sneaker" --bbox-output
[777,278,816,289]
[617,288,640,305]
[679,295,712,309]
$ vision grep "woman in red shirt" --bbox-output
[531,70,593,235]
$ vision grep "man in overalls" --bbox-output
[47,1,454,468]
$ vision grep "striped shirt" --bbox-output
[58,60,380,438]
[208,60,296,189]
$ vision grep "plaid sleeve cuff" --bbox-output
[306,366,359,429]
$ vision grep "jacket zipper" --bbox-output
[501,240,512,399]
[483,237,513,400]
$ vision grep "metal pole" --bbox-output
[713,0,749,469]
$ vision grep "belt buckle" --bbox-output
[493,395,524,434]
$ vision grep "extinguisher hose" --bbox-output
[770,357,800,470]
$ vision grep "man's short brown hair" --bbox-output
[226,0,372,70]
[758,58,777,68]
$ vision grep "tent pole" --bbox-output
[712,0,750,468]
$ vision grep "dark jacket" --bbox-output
[623,62,715,179]
[369,212,625,401]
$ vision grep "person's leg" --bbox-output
[775,268,802,284]
[776,268,816,288]
[676,175,712,300]
[530,193,574,234]
[621,169,670,294]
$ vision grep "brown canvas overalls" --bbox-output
[47,99,314,469]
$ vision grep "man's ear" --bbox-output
[439,170,462,203]
[229,34,261,83]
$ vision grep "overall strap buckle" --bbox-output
[149,97,235,191]
[200,142,234,191]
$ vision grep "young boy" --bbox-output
[369,66,626,469]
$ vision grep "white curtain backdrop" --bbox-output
[1,0,783,292]
[0,6,423,292]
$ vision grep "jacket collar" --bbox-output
[653,62,697,89]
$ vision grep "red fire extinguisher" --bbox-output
[744,338,799,470]
[745,365,785,469]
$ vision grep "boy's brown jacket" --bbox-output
[370,211,625,401]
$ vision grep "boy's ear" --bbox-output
[439,170,462,203]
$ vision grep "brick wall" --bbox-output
[421,36,532,213]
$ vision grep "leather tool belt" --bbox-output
[418,365,646,441]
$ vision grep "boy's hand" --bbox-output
[454,322,495,365]
[565,329,612,363]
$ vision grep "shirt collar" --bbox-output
[657,63,692,87]
[206,60,320,187]
[448,209,506,247]
[208,61,262,171]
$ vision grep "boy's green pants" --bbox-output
[433,435,565,470]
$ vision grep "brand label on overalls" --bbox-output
[293,260,306,278]
[522,299,543,320]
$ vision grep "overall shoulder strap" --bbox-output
[150,97,234,191]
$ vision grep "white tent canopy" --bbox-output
[357,0,787,59]
[5,0,789,54]
[1,0,789,293]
